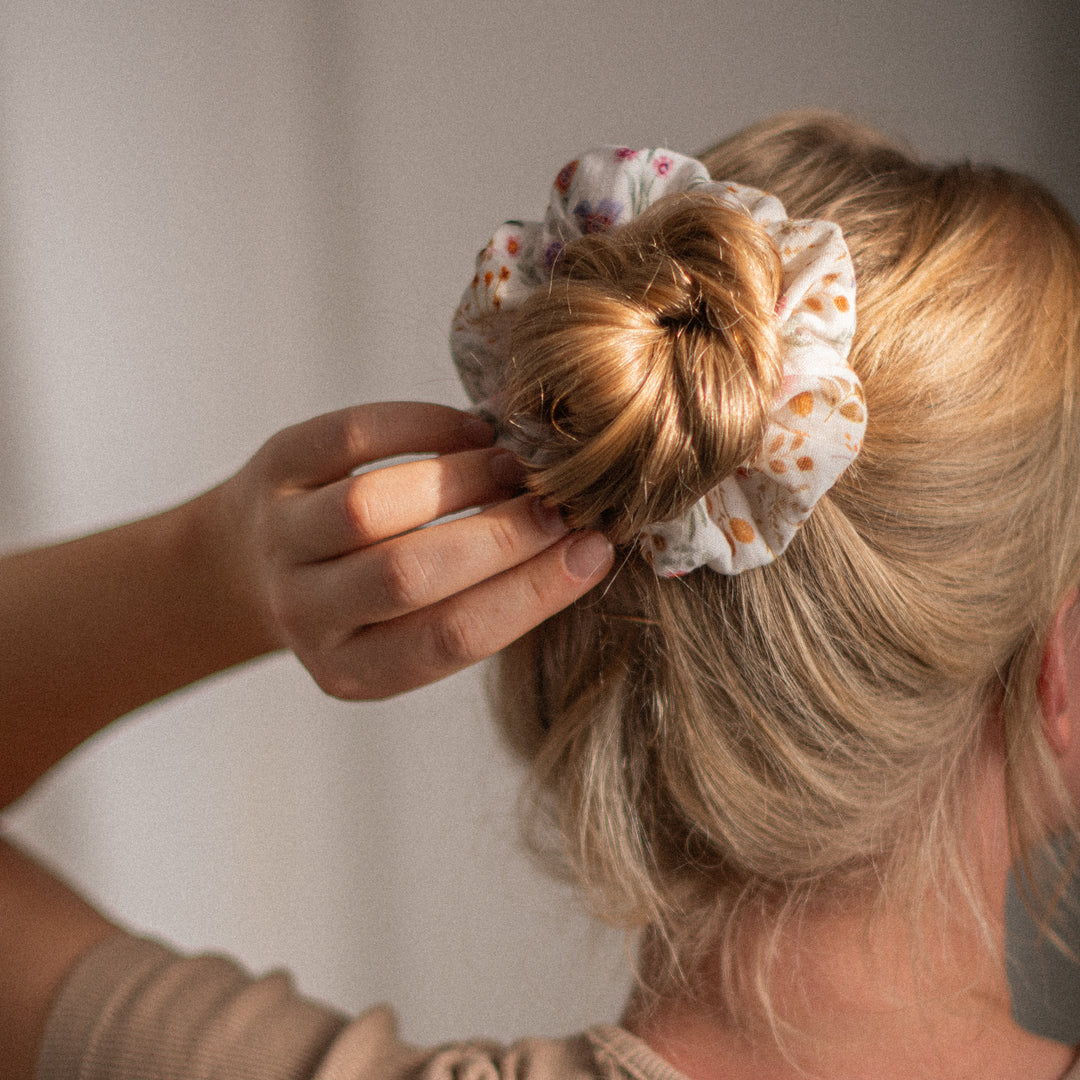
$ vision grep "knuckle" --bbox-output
[251,430,287,480]
[521,562,554,609]
[378,547,433,612]
[430,609,487,670]
[268,590,349,674]
[341,411,375,468]
[343,480,391,545]
[310,663,369,702]
[301,643,374,701]
[485,512,520,559]
[265,586,305,644]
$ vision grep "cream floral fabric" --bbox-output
[450,147,864,576]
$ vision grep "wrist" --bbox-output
[183,478,285,665]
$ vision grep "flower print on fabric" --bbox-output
[554,159,578,194]
[450,147,864,577]
[543,240,564,269]
[573,198,624,234]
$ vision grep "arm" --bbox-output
[0,482,276,810]
[0,400,614,1079]
[0,400,613,807]
[0,838,116,1080]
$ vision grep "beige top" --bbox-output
[35,931,1080,1080]
[35,932,684,1080]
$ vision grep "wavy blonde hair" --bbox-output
[492,112,1080,1032]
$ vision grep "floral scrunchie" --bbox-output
[450,147,865,577]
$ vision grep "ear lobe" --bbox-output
[1039,593,1078,756]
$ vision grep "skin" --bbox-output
[3,399,1080,1080]
[626,603,1080,1080]
[0,400,614,1080]
[626,776,1079,1080]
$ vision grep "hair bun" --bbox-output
[504,192,784,542]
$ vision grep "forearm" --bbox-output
[0,482,280,809]
[0,836,117,1080]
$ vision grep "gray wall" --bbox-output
[1,0,1077,1045]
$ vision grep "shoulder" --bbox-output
[37,931,684,1080]
[330,1022,687,1080]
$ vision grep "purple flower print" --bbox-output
[573,198,623,235]
[653,155,672,177]
[614,147,639,160]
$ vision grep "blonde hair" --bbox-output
[492,112,1080,1031]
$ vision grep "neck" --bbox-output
[626,910,1074,1080]
[624,752,1077,1080]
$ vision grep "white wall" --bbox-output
[1,0,1076,1045]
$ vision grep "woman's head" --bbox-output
[467,112,1080,1030]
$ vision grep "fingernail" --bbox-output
[564,532,614,581]
[461,414,496,446]
[530,497,568,538]
[490,449,526,488]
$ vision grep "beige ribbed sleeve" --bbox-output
[35,931,679,1080]
[36,933,349,1080]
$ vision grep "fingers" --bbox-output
[278,446,526,564]
[261,402,495,488]
[297,493,571,628]
[308,531,615,700]
[243,399,618,703]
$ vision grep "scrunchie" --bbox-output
[450,147,865,577]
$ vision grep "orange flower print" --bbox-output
[554,159,578,195]
[730,519,756,543]
[819,380,842,408]
[449,148,865,581]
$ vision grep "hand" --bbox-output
[223,401,614,699]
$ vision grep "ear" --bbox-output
[1039,591,1078,756]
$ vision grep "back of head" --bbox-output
[488,112,1080,1030]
